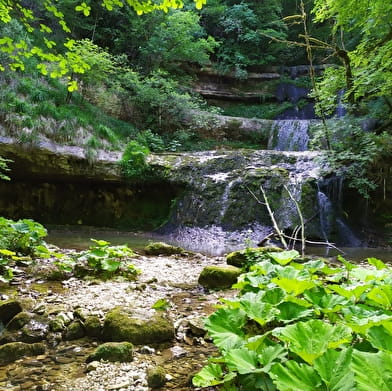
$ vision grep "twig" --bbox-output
[284,184,306,256]
[247,185,288,248]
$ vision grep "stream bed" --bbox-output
[0,246,235,391]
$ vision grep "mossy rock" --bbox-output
[147,366,166,389]
[198,265,241,290]
[144,242,184,256]
[20,318,49,343]
[0,342,45,365]
[6,311,32,331]
[102,308,174,344]
[64,320,85,340]
[0,300,23,324]
[226,246,283,267]
[84,315,102,339]
[86,342,134,363]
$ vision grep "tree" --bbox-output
[0,0,207,90]
[312,0,392,110]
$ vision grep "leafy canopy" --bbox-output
[0,0,206,90]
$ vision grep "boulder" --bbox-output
[86,342,134,363]
[84,315,102,339]
[198,265,241,290]
[144,242,184,256]
[0,342,45,365]
[64,320,85,340]
[147,366,166,389]
[6,311,32,331]
[0,300,23,324]
[20,318,49,343]
[102,308,174,345]
[226,246,283,268]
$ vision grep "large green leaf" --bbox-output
[239,292,279,326]
[272,277,316,296]
[261,287,285,305]
[276,301,314,323]
[258,345,287,372]
[267,250,299,265]
[270,360,323,391]
[366,285,392,310]
[304,287,349,313]
[313,348,355,391]
[273,320,352,364]
[367,257,387,270]
[367,323,392,352]
[351,350,392,391]
[329,284,369,301]
[224,348,260,374]
[205,308,246,351]
[100,258,121,272]
[192,363,236,387]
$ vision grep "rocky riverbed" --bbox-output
[0,244,239,391]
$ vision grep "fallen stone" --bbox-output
[147,366,166,389]
[102,307,174,344]
[0,342,46,365]
[226,246,283,268]
[0,300,23,324]
[198,265,241,289]
[144,242,184,256]
[86,342,134,363]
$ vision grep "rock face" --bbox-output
[0,137,324,241]
[102,308,175,345]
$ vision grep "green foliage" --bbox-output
[0,0,207,89]
[220,102,294,120]
[0,156,11,181]
[0,217,51,282]
[120,140,150,179]
[140,11,217,71]
[311,118,390,198]
[71,239,140,280]
[194,250,392,390]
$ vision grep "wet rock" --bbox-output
[20,318,49,343]
[226,246,283,268]
[64,320,85,340]
[144,242,184,256]
[147,366,166,389]
[0,342,45,365]
[84,315,102,338]
[102,307,175,344]
[86,342,134,363]
[0,299,23,324]
[6,311,32,331]
[198,265,241,289]
[188,318,206,337]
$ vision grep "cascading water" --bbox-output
[268,120,310,151]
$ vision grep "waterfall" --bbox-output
[317,178,361,246]
[219,178,242,221]
[268,120,310,151]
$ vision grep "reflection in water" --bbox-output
[47,226,392,262]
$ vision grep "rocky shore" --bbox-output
[0,243,241,391]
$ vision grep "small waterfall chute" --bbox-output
[268,120,310,151]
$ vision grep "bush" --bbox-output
[119,141,150,179]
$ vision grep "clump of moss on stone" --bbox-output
[198,265,241,290]
[86,342,134,363]
[102,307,174,344]
[144,242,184,256]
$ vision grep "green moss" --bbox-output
[0,342,45,365]
[86,342,134,363]
[147,366,166,389]
[144,241,185,256]
[102,308,174,344]
[198,265,242,290]
[6,312,32,331]
[226,247,283,268]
